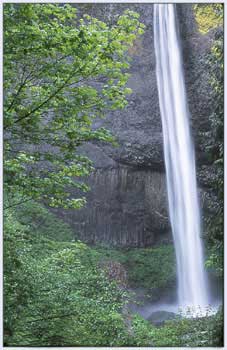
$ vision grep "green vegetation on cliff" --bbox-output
[194,4,224,276]
[95,245,176,295]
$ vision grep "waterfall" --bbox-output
[153,4,209,309]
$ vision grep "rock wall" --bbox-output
[55,165,169,247]
[53,4,214,247]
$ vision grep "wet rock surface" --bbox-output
[53,167,170,247]
[54,4,214,247]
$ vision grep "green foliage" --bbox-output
[204,31,224,275]
[194,4,223,275]
[4,199,223,346]
[193,4,223,34]
[4,211,35,340]
[18,202,74,242]
[131,308,223,347]
[4,192,74,242]
[4,207,132,346]
[4,4,145,209]
[130,315,155,346]
[124,246,175,292]
[152,309,223,347]
[10,249,129,346]
[95,245,176,296]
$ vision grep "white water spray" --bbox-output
[154,4,209,310]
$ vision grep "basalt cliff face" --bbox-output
[53,4,214,247]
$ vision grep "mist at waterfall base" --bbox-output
[134,4,220,319]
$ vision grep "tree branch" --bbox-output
[24,311,81,324]
[4,198,33,210]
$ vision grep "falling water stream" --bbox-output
[153,4,209,314]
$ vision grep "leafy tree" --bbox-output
[4,211,34,342]
[4,204,132,346]
[10,247,130,346]
[4,4,145,209]
[193,4,223,275]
